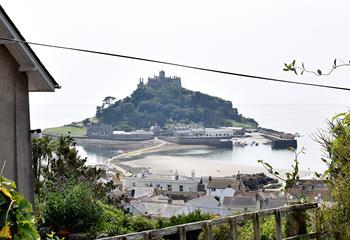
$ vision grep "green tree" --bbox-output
[32,137,54,195]
[32,135,114,201]
[316,113,350,239]
[96,86,257,129]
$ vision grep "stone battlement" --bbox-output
[138,70,181,89]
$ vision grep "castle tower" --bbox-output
[159,70,165,80]
[137,78,145,88]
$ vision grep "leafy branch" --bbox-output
[283,59,350,76]
[257,147,305,197]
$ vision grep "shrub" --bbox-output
[197,216,285,240]
[93,202,129,237]
[40,180,102,234]
[126,216,157,233]
[317,113,350,239]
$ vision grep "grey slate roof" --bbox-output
[222,196,258,207]
[206,177,243,190]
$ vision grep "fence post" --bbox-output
[315,208,321,240]
[286,208,307,237]
[229,217,238,240]
[253,212,260,240]
[178,225,186,240]
[274,209,283,240]
[144,231,152,240]
[203,221,213,240]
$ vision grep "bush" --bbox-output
[93,202,129,237]
[126,216,157,233]
[317,113,350,239]
[320,162,350,239]
[40,181,102,234]
[198,216,285,240]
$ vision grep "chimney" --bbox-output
[191,170,195,179]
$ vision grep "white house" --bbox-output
[125,172,200,193]
[175,195,233,217]
[124,200,182,218]
[204,177,246,204]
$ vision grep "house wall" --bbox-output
[207,188,236,204]
[0,45,33,204]
[125,177,199,192]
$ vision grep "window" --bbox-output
[156,184,161,189]
[132,182,136,187]
[211,188,216,191]
[167,185,172,191]
[179,185,183,192]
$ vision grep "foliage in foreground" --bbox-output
[0,176,39,240]
[38,181,102,235]
[317,113,350,239]
[197,216,286,240]
[95,207,212,238]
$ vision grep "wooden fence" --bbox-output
[99,202,319,240]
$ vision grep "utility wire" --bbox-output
[1,36,350,91]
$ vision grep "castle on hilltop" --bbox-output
[137,70,182,89]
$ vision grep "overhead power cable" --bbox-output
[1,36,350,91]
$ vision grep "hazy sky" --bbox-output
[1,0,350,128]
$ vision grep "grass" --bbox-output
[226,120,258,129]
[43,126,87,136]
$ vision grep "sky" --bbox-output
[1,0,350,129]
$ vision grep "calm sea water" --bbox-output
[31,104,350,173]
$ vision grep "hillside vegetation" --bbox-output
[95,87,257,131]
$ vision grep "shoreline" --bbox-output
[76,137,312,179]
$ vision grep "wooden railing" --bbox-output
[99,202,319,240]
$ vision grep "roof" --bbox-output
[206,177,242,190]
[131,173,197,183]
[222,196,258,208]
[130,200,181,218]
[129,186,155,199]
[0,5,59,91]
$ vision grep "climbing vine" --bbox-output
[0,176,39,240]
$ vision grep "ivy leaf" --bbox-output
[0,187,13,200]
[0,222,12,239]
[332,112,347,122]
[292,60,296,66]
[317,69,322,75]
[263,162,273,170]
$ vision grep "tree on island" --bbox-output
[94,85,258,131]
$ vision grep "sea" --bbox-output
[31,103,350,175]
